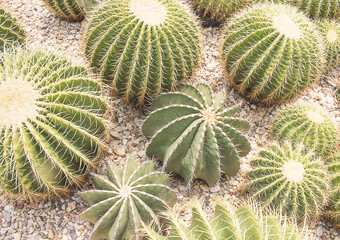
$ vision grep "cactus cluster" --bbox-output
[143,200,301,239]
[80,157,177,240]
[0,49,107,198]
[42,0,85,21]
[246,142,328,222]
[85,0,201,105]
[142,83,251,187]
[191,0,250,26]
[222,4,324,104]
[0,9,25,51]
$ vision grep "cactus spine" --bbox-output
[0,48,107,198]
[222,4,324,104]
[0,9,25,51]
[42,0,85,21]
[142,83,251,187]
[85,0,201,105]
[272,103,338,157]
[246,142,329,222]
[80,157,177,240]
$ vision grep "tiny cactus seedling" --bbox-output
[85,0,201,105]
[316,20,340,69]
[42,0,85,21]
[80,157,177,240]
[246,142,329,222]
[325,153,340,227]
[142,83,251,187]
[0,48,107,198]
[0,9,25,51]
[222,4,324,104]
[142,199,302,239]
[191,0,250,26]
[272,103,338,157]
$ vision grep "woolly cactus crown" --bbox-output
[0,48,107,198]
[42,0,85,21]
[0,9,25,51]
[223,4,324,104]
[85,0,201,105]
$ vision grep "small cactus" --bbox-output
[0,9,25,51]
[80,157,177,240]
[191,0,250,26]
[272,103,338,157]
[316,20,340,69]
[246,142,329,222]
[85,0,201,105]
[142,199,301,239]
[42,0,85,21]
[142,83,251,187]
[222,4,324,104]
[325,153,340,227]
[0,48,107,198]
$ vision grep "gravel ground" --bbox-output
[0,0,339,239]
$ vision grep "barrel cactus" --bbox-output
[85,0,201,105]
[325,153,340,227]
[316,20,340,69]
[0,48,107,198]
[142,200,301,239]
[0,9,25,51]
[80,156,177,240]
[191,0,250,26]
[246,142,329,222]
[42,0,85,21]
[142,83,251,187]
[222,4,324,104]
[272,103,338,157]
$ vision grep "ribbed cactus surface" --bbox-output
[316,20,339,69]
[85,0,201,105]
[325,153,340,227]
[191,0,250,26]
[142,83,251,187]
[222,4,324,104]
[42,0,85,21]
[0,9,25,51]
[0,49,107,198]
[143,200,301,240]
[80,157,177,240]
[273,103,338,157]
[246,142,328,222]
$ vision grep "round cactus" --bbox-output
[142,83,251,187]
[0,48,107,198]
[325,153,340,227]
[316,20,340,69]
[246,142,329,222]
[272,103,338,157]
[222,4,324,104]
[191,0,250,26]
[85,0,201,105]
[142,199,301,239]
[42,0,85,21]
[0,9,25,51]
[80,157,177,240]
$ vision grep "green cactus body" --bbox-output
[246,142,328,222]
[316,20,340,69]
[0,9,25,51]
[85,0,201,105]
[42,0,85,21]
[325,153,340,227]
[272,103,338,157]
[142,83,251,187]
[80,157,177,240]
[0,49,107,198]
[222,4,324,104]
[191,0,250,26]
[142,200,301,240]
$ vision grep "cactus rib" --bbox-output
[42,0,85,21]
